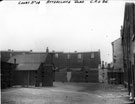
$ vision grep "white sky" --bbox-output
[0,0,134,63]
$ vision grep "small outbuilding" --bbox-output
[8,53,54,87]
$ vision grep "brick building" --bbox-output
[1,50,31,62]
[1,49,101,84]
[53,50,101,83]
[112,38,124,72]
[1,48,54,87]
[1,61,16,89]
[121,3,135,100]
[110,38,124,84]
[53,50,101,72]
[8,53,54,87]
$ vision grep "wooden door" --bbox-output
[42,64,53,87]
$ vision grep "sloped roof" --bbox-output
[16,64,40,71]
[8,54,47,64]
[8,54,47,70]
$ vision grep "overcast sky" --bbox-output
[0,0,134,63]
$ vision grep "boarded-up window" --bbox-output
[91,53,94,58]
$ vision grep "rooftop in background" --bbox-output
[1,49,101,62]
[8,54,47,64]
[8,53,48,71]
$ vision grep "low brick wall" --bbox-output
[87,70,98,82]
[70,72,85,82]
[55,72,67,82]
[54,70,98,83]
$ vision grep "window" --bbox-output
[91,53,94,58]
[113,59,116,63]
[55,53,58,58]
[78,54,82,59]
[67,54,70,59]
[10,53,12,57]
[22,53,25,55]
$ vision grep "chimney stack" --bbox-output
[14,58,16,64]
[30,50,32,53]
[46,47,49,53]
[8,49,11,52]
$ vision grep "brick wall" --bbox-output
[54,70,98,83]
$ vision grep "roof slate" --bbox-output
[16,64,40,71]
[8,54,47,71]
[8,54,47,64]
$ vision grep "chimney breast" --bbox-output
[46,47,49,53]
[14,58,16,64]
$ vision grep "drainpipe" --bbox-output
[131,64,135,100]
[133,3,135,100]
